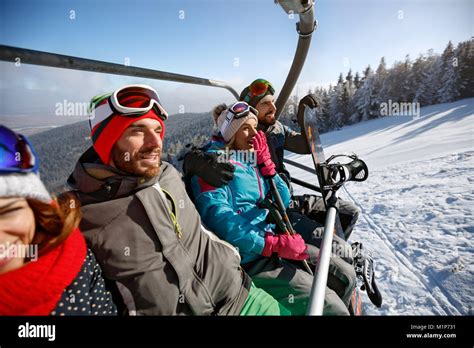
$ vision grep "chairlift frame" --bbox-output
[0,0,316,118]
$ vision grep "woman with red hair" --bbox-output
[0,125,116,315]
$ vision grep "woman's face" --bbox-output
[0,197,36,275]
[233,118,258,151]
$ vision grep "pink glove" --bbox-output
[262,233,309,261]
[252,131,276,178]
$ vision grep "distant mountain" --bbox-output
[2,114,87,136]
[29,112,214,194]
[29,121,91,194]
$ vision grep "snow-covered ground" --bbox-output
[286,98,474,315]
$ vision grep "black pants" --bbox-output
[289,194,360,241]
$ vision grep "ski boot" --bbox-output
[351,242,383,308]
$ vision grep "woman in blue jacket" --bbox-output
[191,102,354,315]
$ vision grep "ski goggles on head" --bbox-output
[229,102,258,118]
[90,84,168,130]
[0,125,39,173]
[243,79,275,103]
[220,102,258,135]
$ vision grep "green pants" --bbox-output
[239,283,291,316]
[243,253,354,316]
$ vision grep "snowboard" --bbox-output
[302,105,364,316]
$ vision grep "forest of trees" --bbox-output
[278,39,473,133]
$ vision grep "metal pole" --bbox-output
[0,45,240,99]
[275,4,316,120]
[284,158,317,174]
[307,196,338,315]
[290,177,321,193]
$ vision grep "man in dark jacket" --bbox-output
[67,85,289,316]
[184,79,360,242]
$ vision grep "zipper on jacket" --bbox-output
[161,188,183,239]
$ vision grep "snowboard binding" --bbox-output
[351,242,383,308]
[321,154,369,189]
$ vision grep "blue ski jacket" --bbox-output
[190,140,291,264]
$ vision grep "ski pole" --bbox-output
[268,178,313,276]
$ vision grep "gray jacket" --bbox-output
[68,147,250,315]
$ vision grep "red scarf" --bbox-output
[0,227,87,315]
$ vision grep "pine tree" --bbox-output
[354,71,362,89]
[340,84,351,125]
[346,70,360,123]
[373,57,389,116]
[437,41,461,103]
[456,39,474,99]
[341,69,356,124]
[329,74,345,128]
[411,54,427,104]
[320,88,331,132]
[279,94,299,128]
[401,55,414,101]
[350,71,362,122]
[355,66,377,121]
[337,73,344,85]
[386,61,405,103]
[416,49,442,106]
[310,87,329,132]
[346,69,354,85]
[324,84,335,130]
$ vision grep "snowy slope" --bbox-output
[286,98,474,315]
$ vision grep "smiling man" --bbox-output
[67,85,289,316]
[109,118,163,178]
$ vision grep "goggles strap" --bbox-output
[20,138,36,170]
[220,111,235,136]
[90,101,114,130]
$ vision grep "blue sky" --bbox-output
[0,0,472,119]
